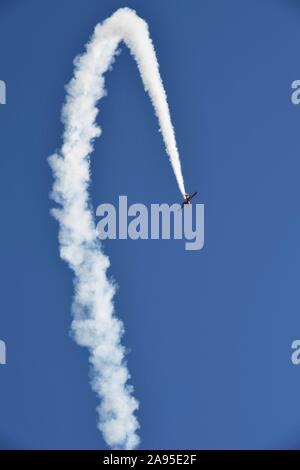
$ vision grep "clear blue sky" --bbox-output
[0,0,300,450]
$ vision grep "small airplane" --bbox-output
[180,191,198,209]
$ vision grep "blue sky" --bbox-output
[1,0,300,449]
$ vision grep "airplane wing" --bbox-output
[179,192,197,211]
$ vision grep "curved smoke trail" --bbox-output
[49,7,185,449]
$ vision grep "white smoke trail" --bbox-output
[49,7,185,450]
